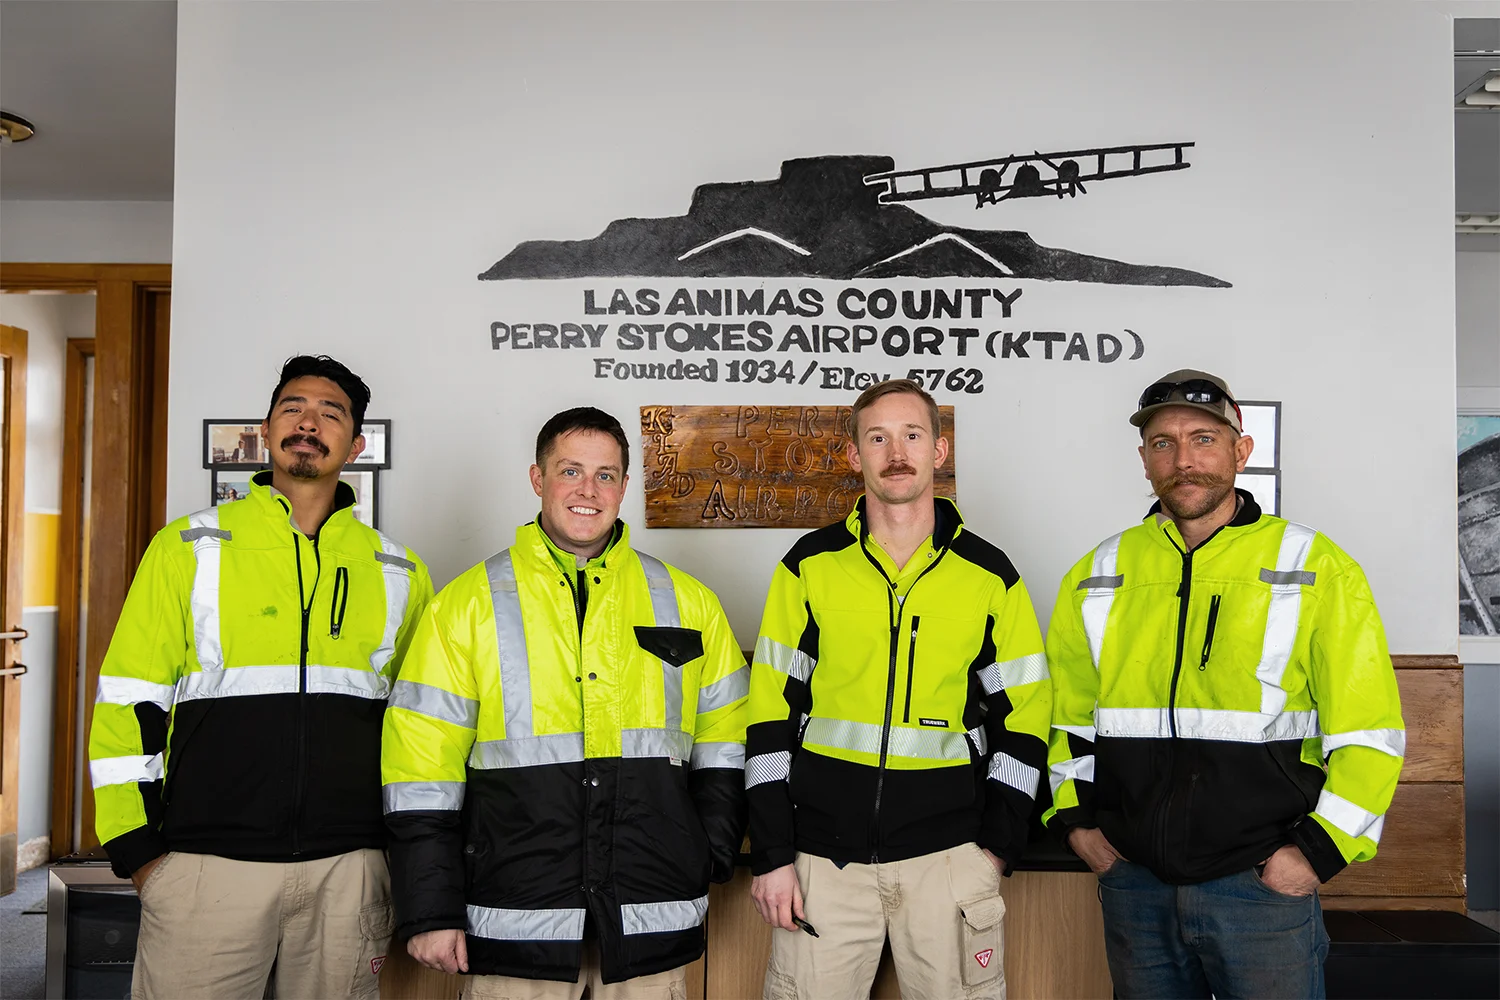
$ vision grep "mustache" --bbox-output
[880,463,918,478]
[1162,472,1230,490]
[280,434,330,457]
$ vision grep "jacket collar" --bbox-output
[1144,487,1262,552]
[845,494,963,550]
[516,518,630,573]
[248,469,357,534]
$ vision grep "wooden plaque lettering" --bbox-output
[641,404,956,529]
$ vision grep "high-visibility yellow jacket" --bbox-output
[1043,493,1404,884]
[88,471,432,878]
[747,497,1051,875]
[382,520,748,984]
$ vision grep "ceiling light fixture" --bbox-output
[0,111,36,143]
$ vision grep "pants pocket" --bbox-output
[763,966,799,1000]
[351,900,395,996]
[958,894,1005,989]
[137,852,177,907]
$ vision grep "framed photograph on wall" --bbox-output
[1459,411,1500,638]
[203,420,268,469]
[211,468,261,505]
[1235,400,1281,516]
[348,419,391,469]
[339,469,380,528]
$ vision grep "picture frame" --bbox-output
[203,420,268,469]
[1458,409,1500,639]
[348,419,391,469]
[209,467,379,529]
[211,468,261,505]
[1235,400,1281,516]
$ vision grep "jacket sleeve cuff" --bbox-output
[103,826,169,880]
[1290,816,1349,883]
[750,846,796,876]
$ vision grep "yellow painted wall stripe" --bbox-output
[24,510,60,609]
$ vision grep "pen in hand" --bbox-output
[791,916,820,938]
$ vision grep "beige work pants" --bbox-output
[132,848,393,1000]
[764,843,1007,1000]
[461,940,688,1000]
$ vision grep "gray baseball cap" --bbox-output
[1130,369,1242,433]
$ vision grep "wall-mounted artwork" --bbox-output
[1235,401,1282,516]
[1459,413,1500,636]
[204,417,390,527]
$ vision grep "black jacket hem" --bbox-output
[103,825,170,880]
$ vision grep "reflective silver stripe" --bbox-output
[746,750,791,788]
[90,753,163,787]
[1096,707,1319,743]
[967,726,988,757]
[374,550,416,571]
[1077,574,1123,590]
[690,741,745,770]
[989,752,1040,798]
[176,665,299,702]
[179,526,231,542]
[1260,568,1316,586]
[622,727,693,761]
[1080,533,1125,671]
[486,550,533,739]
[979,652,1049,695]
[96,675,175,711]
[371,533,415,676]
[1055,724,1096,742]
[1322,728,1405,760]
[803,717,970,761]
[383,781,466,813]
[1315,789,1384,842]
[467,904,586,942]
[1048,754,1095,798]
[754,636,814,683]
[1254,522,1317,716]
[389,679,479,729]
[470,733,585,769]
[620,895,709,936]
[697,666,749,714]
[307,664,389,699]
[637,552,683,731]
[186,508,226,672]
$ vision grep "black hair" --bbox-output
[267,355,371,430]
[535,407,630,472]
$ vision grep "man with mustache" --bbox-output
[89,355,433,998]
[383,406,748,1000]
[747,380,1051,1000]
[1044,369,1404,999]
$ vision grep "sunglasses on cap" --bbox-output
[1138,378,1243,424]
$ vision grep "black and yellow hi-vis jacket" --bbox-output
[381,520,748,984]
[746,496,1051,875]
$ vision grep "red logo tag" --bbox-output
[974,949,994,969]
[371,956,386,975]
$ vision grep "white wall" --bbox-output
[0,200,172,264]
[0,291,95,846]
[169,1,1456,654]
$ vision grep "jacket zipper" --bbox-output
[857,541,947,863]
[902,616,922,724]
[291,531,320,855]
[1198,595,1221,670]
[329,566,349,638]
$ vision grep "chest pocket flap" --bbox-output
[634,626,704,667]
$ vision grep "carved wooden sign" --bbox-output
[641,404,956,528]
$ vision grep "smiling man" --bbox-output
[89,355,433,998]
[747,380,1050,1000]
[383,406,747,1000]
[1043,369,1405,999]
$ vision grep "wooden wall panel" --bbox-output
[1321,783,1466,899]
[1395,668,1464,782]
[1323,896,1468,913]
[379,950,456,999]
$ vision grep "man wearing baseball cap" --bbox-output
[1043,369,1404,998]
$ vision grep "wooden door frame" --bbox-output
[0,263,170,857]
[0,325,27,894]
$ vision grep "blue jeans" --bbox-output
[1097,860,1329,999]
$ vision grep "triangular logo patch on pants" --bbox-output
[371,956,386,976]
[974,949,994,969]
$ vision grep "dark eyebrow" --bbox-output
[277,394,347,416]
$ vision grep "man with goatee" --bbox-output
[747,379,1050,1000]
[1044,369,1404,999]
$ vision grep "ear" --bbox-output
[846,438,863,474]
[619,472,629,496]
[1234,434,1255,474]
[529,464,544,498]
[344,433,366,467]
[933,435,950,469]
[1138,443,1150,480]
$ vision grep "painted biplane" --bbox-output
[863,142,1194,208]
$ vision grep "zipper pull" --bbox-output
[1198,594,1221,670]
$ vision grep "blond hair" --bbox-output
[851,379,941,437]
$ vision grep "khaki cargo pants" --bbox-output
[764,843,1006,1000]
[132,848,393,999]
[461,940,688,1000]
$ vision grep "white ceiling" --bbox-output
[0,0,176,201]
